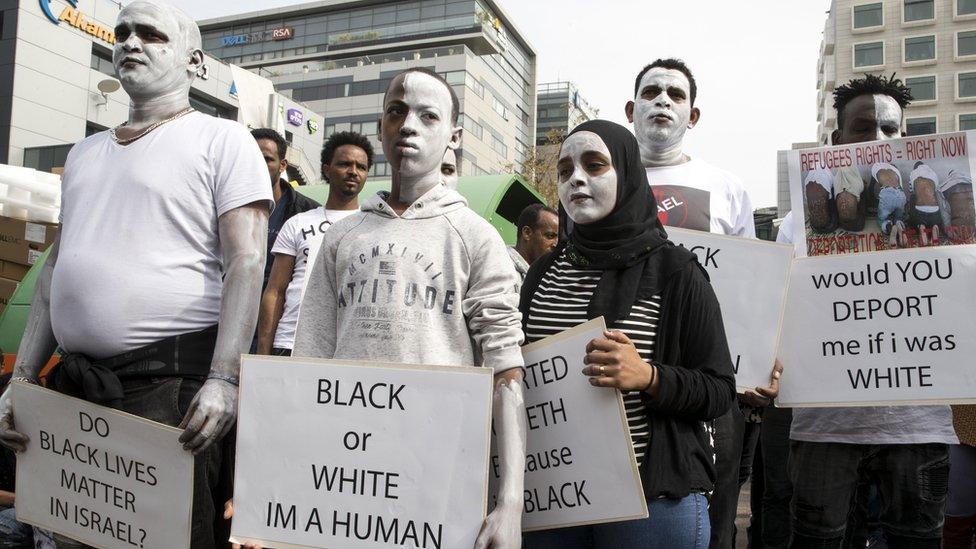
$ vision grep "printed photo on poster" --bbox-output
[786,131,976,257]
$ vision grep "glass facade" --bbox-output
[854,3,884,28]
[904,35,936,61]
[906,116,937,135]
[904,0,935,21]
[906,75,936,101]
[854,41,884,67]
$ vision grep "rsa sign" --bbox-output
[221,26,295,47]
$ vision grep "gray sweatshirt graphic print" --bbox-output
[293,184,524,372]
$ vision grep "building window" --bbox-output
[960,113,976,130]
[959,72,976,98]
[465,73,484,98]
[491,135,507,158]
[906,75,937,101]
[90,47,115,77]
[854,2,884,29]
[904,35,936,62]
[904,0,935,21]
[906,116,937,135]
[959,0,976,16]
[459,114,483,140]
[854,41,885,68]
[959,30,976,57]
[370,161,391,177]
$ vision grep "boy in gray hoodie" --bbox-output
[293,67,526,549]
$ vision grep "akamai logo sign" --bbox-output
[40,0,117,45]
[39,0,74,24]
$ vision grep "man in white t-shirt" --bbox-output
[0,3,270,547]
[626,57,762,549]
[778,75,955,548]
[256,131,373,356]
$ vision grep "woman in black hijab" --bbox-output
[521,120,734,549]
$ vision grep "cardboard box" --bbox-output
[0,260,29,281]
[0,276,18,314]
[0,216,57,267]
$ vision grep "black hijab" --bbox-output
[558,120,696,325]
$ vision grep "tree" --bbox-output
[508,128,566,207]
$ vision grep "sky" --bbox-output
[167,0,833,208]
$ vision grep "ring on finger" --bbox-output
[599,365,605,375]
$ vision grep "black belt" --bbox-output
[49,325,218,406]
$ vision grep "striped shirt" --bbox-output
[525,250,658,464]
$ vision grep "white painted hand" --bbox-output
[178,378,237,455]
[0,387,27,453]
[474,502,522,549]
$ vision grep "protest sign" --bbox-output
[13,382,193,549]
[230,356,493,548]
[667,228,793,391]
[777,245,976,407]
[489,318,647,531]
[786,131,976,257]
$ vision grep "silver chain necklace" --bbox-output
[109,107,195,145]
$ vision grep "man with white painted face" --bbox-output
[625,58,765,549]
[256,131,372,356]
[293,67,526,549]
[0,2,271,547]
[779,75,955,549]
[441,148,459,189]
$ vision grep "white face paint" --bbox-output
[440,148,458,189]
[113,1,200,102]
[557,131,618,225]
[873,94,902,141]
[632,67,693,166]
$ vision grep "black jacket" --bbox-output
[278,180,320,220]
[520,253,735,501]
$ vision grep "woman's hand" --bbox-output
[582,330,656,393]
[740,359,783,407]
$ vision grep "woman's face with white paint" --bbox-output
[380,71,461,179]
[631,67,694,150]
[556,131,618,225]
[113,2,198,99]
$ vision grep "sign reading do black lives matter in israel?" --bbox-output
[666,228,793,392]
[12,382,193,549]
[489,319,647,531]
[231,356,493,548]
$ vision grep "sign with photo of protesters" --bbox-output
[488,318,647,532]
[12,382,193,549]
[230,356,493,549]
[667,228,793,392]
[785,131,976,257]
[777,245,976,407]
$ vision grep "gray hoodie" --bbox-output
[293,184,524,372]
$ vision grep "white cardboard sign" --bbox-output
[667,228,793,392]
[489,318,647,531]
[231,356,494,548]
[13,382,193,549]
[777,245,976,407]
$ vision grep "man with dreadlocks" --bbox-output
[779,74,956,549]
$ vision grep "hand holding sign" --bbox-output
[583,330,656,393]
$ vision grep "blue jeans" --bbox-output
[523,493,710,549]
[0,507,33,548]
[878,186,907,233]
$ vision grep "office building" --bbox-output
[817,0,976,144]
[199,0,537,178]
[535,81,597,145]
[0,0,323,183]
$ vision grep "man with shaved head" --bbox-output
[0,2,271,547]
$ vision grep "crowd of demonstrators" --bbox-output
[0,1,968,547]
[520,120,734,548]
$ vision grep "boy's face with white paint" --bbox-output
[113,1,200,100]
[834,94,903,145]
[556,131,618,225]
[380,72,462,180]
[441,148,458,189]
[627,67,699,153]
